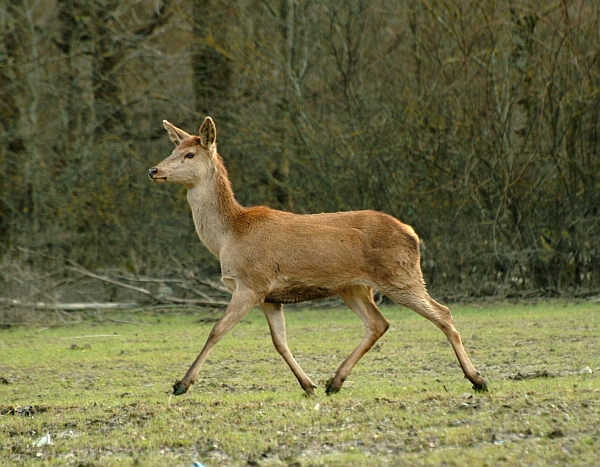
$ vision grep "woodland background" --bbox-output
[1,0,599,305]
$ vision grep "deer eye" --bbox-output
[184,152,195,159]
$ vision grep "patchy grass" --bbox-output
[0,301,599,466]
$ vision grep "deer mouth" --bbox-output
[150,176,168,183]
[148,170,168,182]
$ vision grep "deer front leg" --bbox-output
[173,288,258,396]
[260,302,317,396]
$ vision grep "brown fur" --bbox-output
[149,117,487,396]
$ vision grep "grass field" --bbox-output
[0,301,599,466]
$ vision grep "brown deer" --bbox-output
[148,117,487,396]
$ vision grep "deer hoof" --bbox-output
[325,378,341,395]
[472,379,488,393]
[173,380,189,396]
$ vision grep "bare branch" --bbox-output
[66,261,229,307]
[0,298,139,311]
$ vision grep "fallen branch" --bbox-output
[0,298,139,311]
[104,270,232,296]
[9,248,230,308]
[190,276,232,295]
[66,263,152,296]
[66,261,229,307]
[107,271,226,302]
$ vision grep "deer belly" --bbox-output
[265,281,338,304]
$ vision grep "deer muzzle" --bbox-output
[148,167,167,182]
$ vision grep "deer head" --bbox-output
[148,117,217,187]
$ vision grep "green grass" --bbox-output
[0,301,599,466]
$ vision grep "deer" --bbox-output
[148,117,488,397]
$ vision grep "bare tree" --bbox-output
[1,0,599,297]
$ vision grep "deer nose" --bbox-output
[148,167,158,178]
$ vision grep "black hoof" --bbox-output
[325,378,340,395]
[472,379,488,393]
[173,380,189,396]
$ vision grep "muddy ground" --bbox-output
[0,301,598,466]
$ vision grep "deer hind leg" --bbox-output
[173,287,258,396]
[383,285,487,391]
[260,302,317,396]
[326,286,390,395]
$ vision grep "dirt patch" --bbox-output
[1,405,50,416]
[508,370,554,380]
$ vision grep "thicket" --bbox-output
[1,0,599,298]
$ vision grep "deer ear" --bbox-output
[163,120,191,146]
[199,117,217,151]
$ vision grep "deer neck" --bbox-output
[186,157,243,258]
